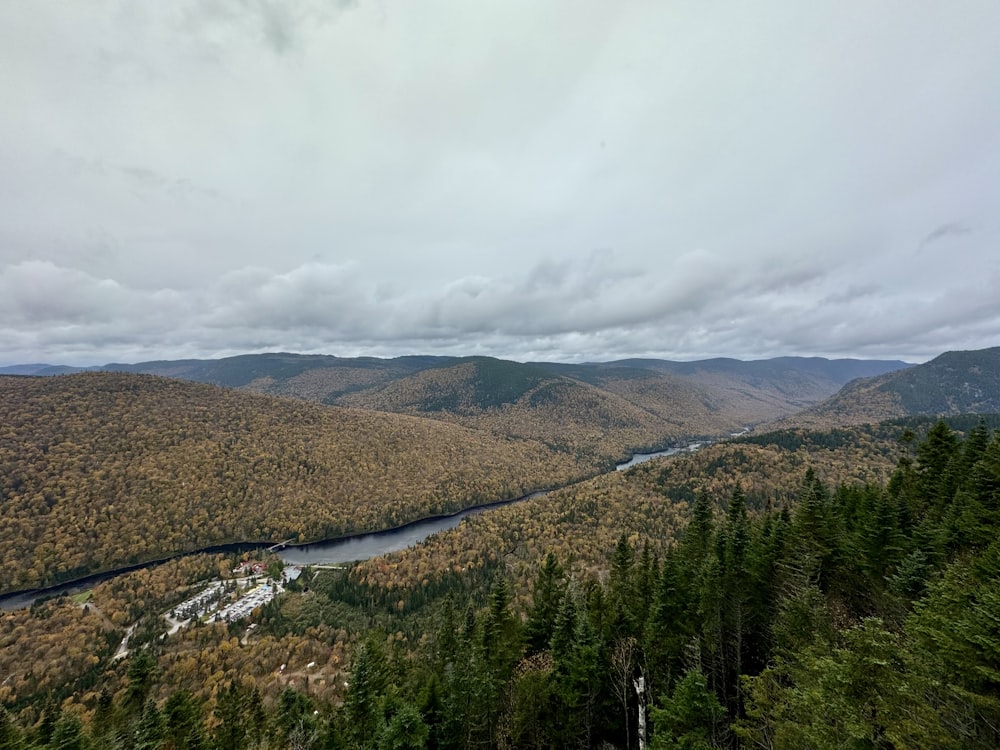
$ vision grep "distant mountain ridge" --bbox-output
[781,347,1000,427]
[606,355,909,383]
[0,352,909,397]
[1,353,911,464]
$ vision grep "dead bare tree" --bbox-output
[610,636,638,749]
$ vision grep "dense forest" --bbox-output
[7,353,914,469]
[782,347,1000,428]
[0,373,584,594]
[1,417,998,748]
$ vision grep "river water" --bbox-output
[1,445,697,610]
[276,492,546,566]
[614,446,685,470]
[279,446,695,564]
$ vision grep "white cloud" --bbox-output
[1,1,999,365]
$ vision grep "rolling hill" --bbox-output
[0,353,910,463]
[0,372,585,594]
[333,358,691,465]
[781,347,1000,427]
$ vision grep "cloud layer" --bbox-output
[2,1,999,365]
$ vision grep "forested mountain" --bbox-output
[334,358,710,466]
[784,346,1000,427]
[609,355,908,382]
[0,353,911,456]
[541,357,908,431]
[2,415,998,749]
[0,372,585,595]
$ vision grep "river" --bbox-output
[1,444,701,610]
[276,492,547,566]
[279,444,701,564]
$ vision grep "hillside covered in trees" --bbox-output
[783,347,1000,428]
[1,353,911,466]
[2,415,998,748]
[0,372,586,594]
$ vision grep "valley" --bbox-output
[1,348,998,748]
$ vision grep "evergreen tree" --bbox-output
[524,553,565,653]
[416,672,445,750]
[35,698,58,748]
[609,533,638,638]
[0,706,22,750]
[715,485,752,718]
[959,418,991,478]
[378,702,428,750]
[344,637,389,749]
[743,509,789,672]
[212,682,249,750]
[791,469,840,587]
[135,698,166,750]
[483,576,519,671]
[549,592,601,749]
[915,420,960,515]
[277,688,317,750]
[858,486,904,582]
[164,689,205,750]
[683,492,715,569]
[92,685,117,744]
[649,669,725,750]
[644,551,694,693]
[49,710,86,750]
[908,540,1000,747]
[246,686,267,747]
[434,596,458,669]
[635,542,656,633]
[125,650,159,716]
[501,652,555,750]
[970,434,1000,513]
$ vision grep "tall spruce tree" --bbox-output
[525,553,566,654]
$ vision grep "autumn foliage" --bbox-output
[0,373,585,593]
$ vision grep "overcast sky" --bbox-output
[2,1,999,366]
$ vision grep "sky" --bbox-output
[1,1,999,366]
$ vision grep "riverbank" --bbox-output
[1,439,716,611]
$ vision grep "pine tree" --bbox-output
[378,702,429,750]
[644,551,694,692]
[649,669,725,750]
[417,672,445,750]
[35,698,57,748]
[483,576,519,670]
[434,595,458,669]
[959,418,991,478]
[49,710,86,750]
[164,689,205,750]
[684,492,715,568]
[92,685,117,744]
[915,420,960,515]
[717,485,752,716]
[124,649,159,716]
[212,682,249,750]
[524,553,565,653]
[550,591,601,749]
[609,533,638,638]
[908,540,1000,747]
[344,637,389,749]
[0,706,23,750]
[134,699,166,750]
[276,688,319,750]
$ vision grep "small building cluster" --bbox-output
[171,582,225,621]
[166,564,304,628]
[215,581,280,622]
[232,561,268,576]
